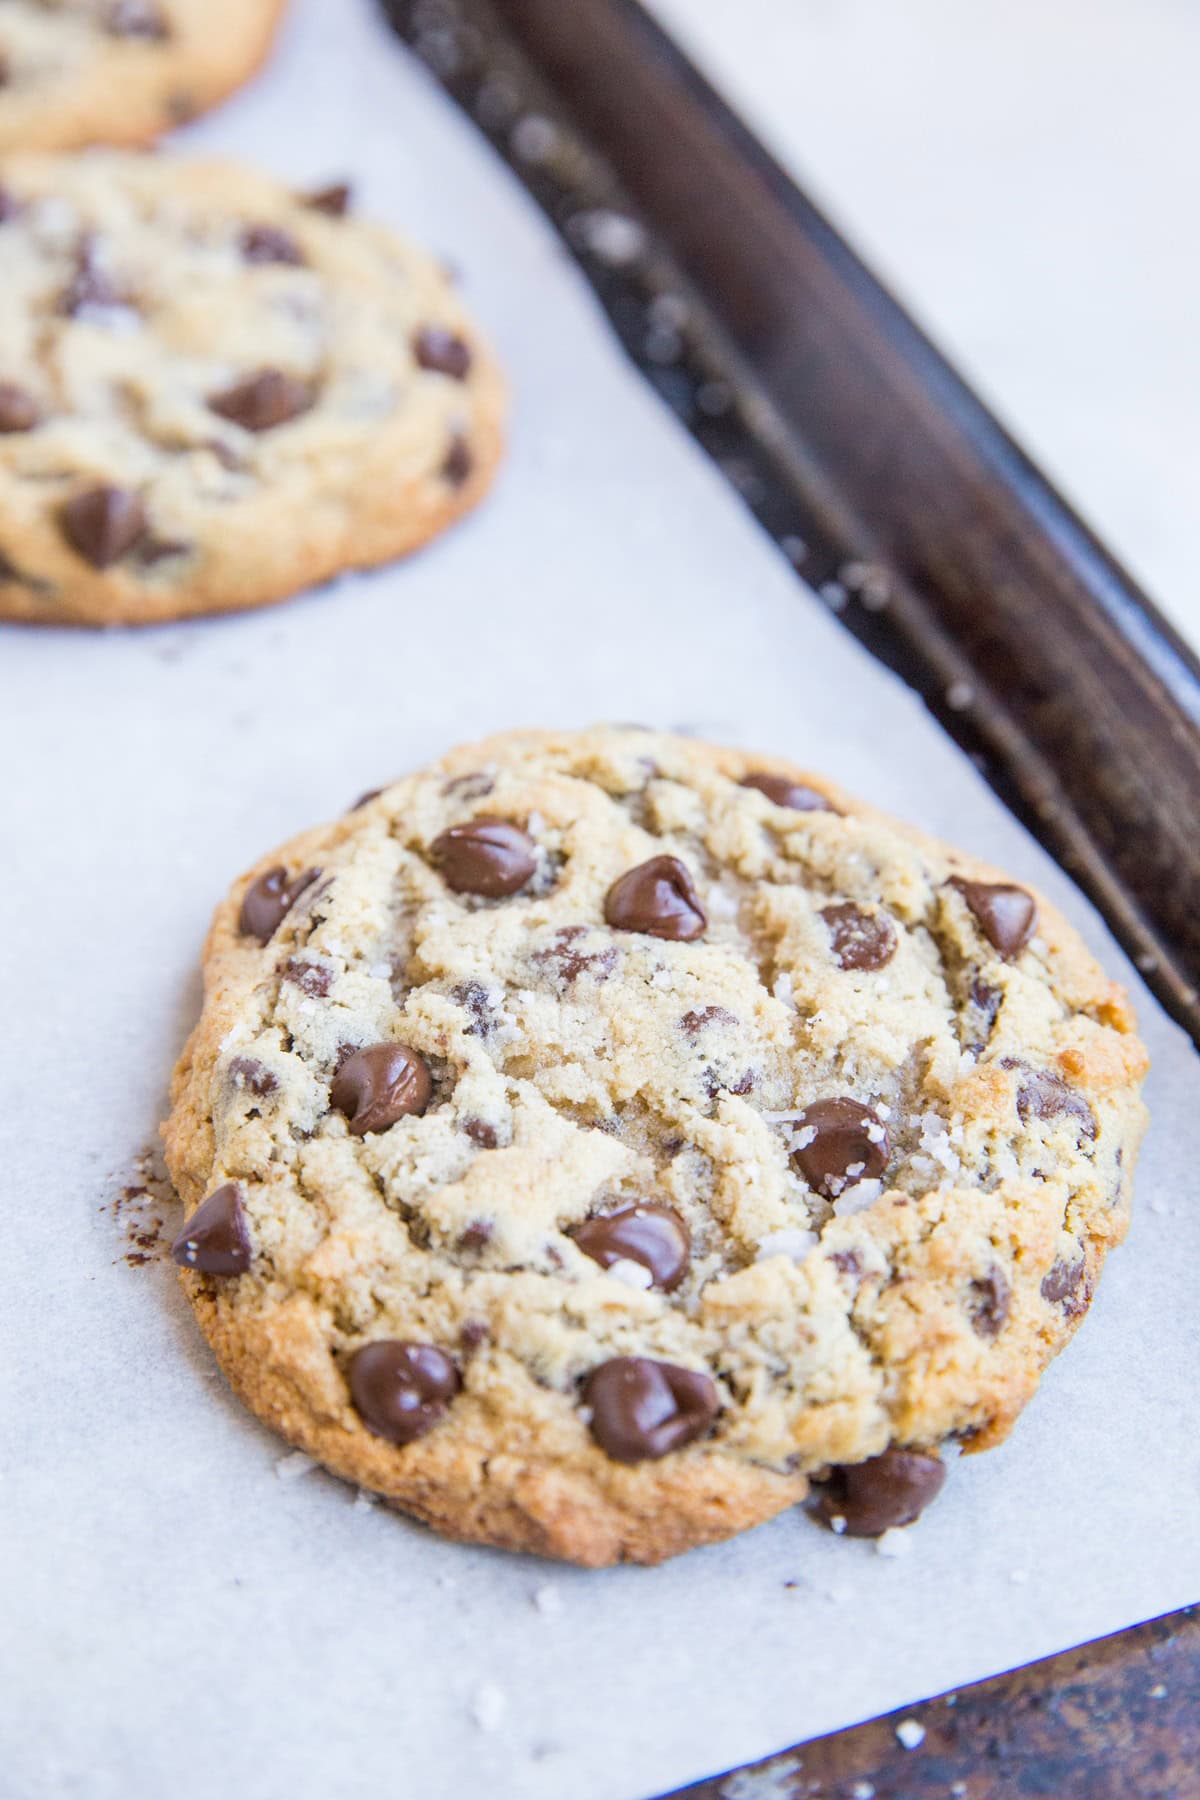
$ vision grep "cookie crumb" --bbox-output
[875,1527,914,1558]
[895,1718,926,1750]
[276,1452,316,1481]
[532,1584,564,1618]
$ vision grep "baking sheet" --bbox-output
[2,2,1198,1797]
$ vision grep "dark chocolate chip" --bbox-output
[463,1117,499,1148]
[458,1220,493,1251]
[105,0,170,38]
[809,1448,945,1537]
[740,772,831,812]
[431,817,537,898]
[208,368,314,432]
[59,238,125,317]
[604,855,706,941]
[1005,1062,1097,1139]
[460,1319,488,1351]
[681,1005,736,1037]
[584,1357,718,1463]
[303,182,353,217]
[238,865,319,944]
[61,485,146,568]
[414,326,472,379]
[443,770,495,801]
[532,926,618,984]
[1041,1255,1089,1318]
[135,537,191,570]
[350,787,383,812]
[348,1341,461,1445]
[821,902,897,972]
[227,1056,278,1098]
[170,1182,251,1275]
[573,1204,690,1291]
[239,224,305,266]
[331,1043,432,1135]
[452,979,498,1039]
[792,1097,890,1195]
[964,975,1002,1052]
[284,958,333,998]
[969,1266,1011,1339]
[950,877,1038,958]
[828,1248,864,1279]
[442,435,473,485]
[0,384,40,434]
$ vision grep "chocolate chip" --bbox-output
[950,877,1038,958]
[452,980,498,1038]
[969,1266,1011,1339]
[61,485,146,568]
[105,0,170,37]
[584,1357,718,1462]
[59,238,124,317]
[1005,1062,1097,1139]
[792,1097,890,1196]
[0,188,18,223]
[532,926,618,984]
[135,537,191,570]
[443,770,495,801]
[681,1006,736,1037]
[208,368,314,432]
[348,1341,461,1445]
[463,1117,498,1148]
[284,958,332,998]
[228,1056,278,1098]
[239,224,305,266]
[828,1248,864,1279]
[458,1220,493,1251]
[431,817,537,897]
[1041,1255,1089,1317]
[573,1204,690,1291]
[964,975,1002,1052]
[0,383,39,434]
[809,1448,945,1537]
[351,787,383,811]
[414,327,472,379]
[604,856,706,941]
[821,902,897,971]
[238,866,319,944]
[740,772,831,812]
[442,436,473,485]
[331,1043,432,1135]
[303,182,353,217]
[460,1319,488,1351]
[170,1182,251,1275]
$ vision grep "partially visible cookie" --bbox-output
[0,153,504,625]
[163,728,1148,1566]
[0,2,287,152]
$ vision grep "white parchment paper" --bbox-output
[2,3,1198,1797]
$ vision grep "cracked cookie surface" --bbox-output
[163,728,1149,1565]
[0,1,287,152]
[0,152,504,624]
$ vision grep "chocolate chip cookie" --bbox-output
[0,2,287,152]
[162,728,1148,1565]
[0,153,504,624]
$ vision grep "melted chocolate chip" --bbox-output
[238,866,319,944]
[573,1204,691,1291]
[964,975,1002,1052]
[303,182,353,217]
[331,1043,432,1135]
[969,1267,1011,1339]
[0,384,40,433]
[792,1097,890,1195]
[170,1182,251,1275]
[442,436,473,485]
[532,926,618,984]
[208,368,314,432]
[950,877,1038,958]
[284,958,332,998]
[821,902,897,971]
[809,1448,946,1537]
[458,1220,493,1252]
[460,1319,488,1352]
[1041,1255,1089,1318]
[348,1341,461,1445]
[604,856,707,941]
[1005,1063,1097,1139]
[431,817,537,897]
[584,1357,718,1463]
[681,1005,736,1037]
[828,1248,864,1280]
[452,980,498,1039]
[227,1056,278,1098]
[239,224,305,266]
[414,327,472,379]
[463,1117,499,1148]
[61,485,146,568]
[740,772,831,812]
[59,238,125,317]
[105,0,170,37]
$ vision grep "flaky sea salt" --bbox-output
[895,1719,926,1750]
[833,1179,882,1218]
[606,1258,653,1290]
[772,971,794,1006]
[756,1228,817,1263]
[706,886,739,920]
[573,209,646,265]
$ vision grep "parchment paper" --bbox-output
[2,3,1197,1796]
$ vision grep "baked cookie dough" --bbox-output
[163,728,1148,1566]
[0,152,504,624]
[0,1,287,153]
